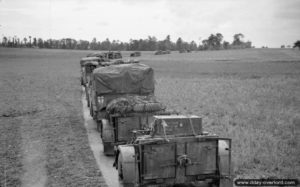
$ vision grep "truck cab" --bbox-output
[80,57,101,85]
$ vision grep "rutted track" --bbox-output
[81,87,123,187]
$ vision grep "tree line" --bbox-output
[1,33,252,51]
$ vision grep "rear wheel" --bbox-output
[89,103,93,117]
[117,154,123,179]
[85,88,90,107]
[96,121,102,133]
[102,120,114,155]
[103,142,114,156]
[81,77,84,85]
[118,146,137,187]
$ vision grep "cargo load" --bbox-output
[80,56,101,66]
[92,63,154,95]
[106,95,166,114]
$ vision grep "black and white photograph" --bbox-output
[0,0,299,186]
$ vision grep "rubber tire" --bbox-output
[97,121,102,133]
[81,77,84,85]
[118,147,136,187]
[103,142,114,156]
[117,154,123,180]
[90,103,93,117]
[92,108,97,121]
[85,88,90,108]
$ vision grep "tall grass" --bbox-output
[156,76,300,178]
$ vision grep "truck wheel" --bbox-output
[219,178,233,187]
[92,109,97,121]
[81,77,84,85]
[118,146,136,187]
[96,121,102,133]
[102,120,114,155]
[117,153,123,179]
[103,142,114,156]
[90,103,93,117]
[85,89,90,107]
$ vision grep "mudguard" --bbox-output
[219,140,233,187]
[102,119,114,142]
[102,119,114,155]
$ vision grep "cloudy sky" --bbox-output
[0,0,299,47]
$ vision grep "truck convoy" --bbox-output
[80,51,234,187]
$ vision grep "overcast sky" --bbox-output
[0,0,299,47]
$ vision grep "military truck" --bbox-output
[154,50,171,55]
[86,52,106,58]
[103,51,122,60]
[89,63,168,155]
[80,57,101,85]
[115,115,233,187]
[130,51,141,57]
[80,59,100,107]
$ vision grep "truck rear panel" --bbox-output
[137,137,230,186]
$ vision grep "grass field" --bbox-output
[0,48,106,187]
[0,48,299,186]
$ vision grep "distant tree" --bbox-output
[0,34,253,51]
[37,38,44,48]
[164,35,172,50]
[157,40,166,51]
[33,37,37,47]
[232,33,244,45]
[293,40,300,49]
[202,39,209,50]
[206,33,223,50]
[77,40,89,50]
[176,37,183,50]
[101,38,111,50]
[281,45,285,48]
[2,36,7,46]
[12,35,17,47]
[148,36,157,51]
[190,40,197,51]
[90,37,97,50]
[223,41,230,49]
[23,37,27,46]
[29,36,32,47]
[244,41,252,48]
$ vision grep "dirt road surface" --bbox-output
[81,88,123,187]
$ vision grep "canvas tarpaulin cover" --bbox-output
[92,63,154,94]
[80,57,100,66]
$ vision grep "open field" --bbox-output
[0,48,299,186]
[0,48,106,187]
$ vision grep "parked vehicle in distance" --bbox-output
[115,115,233,187]
[154,50,171,55]
[179,49,192,53]
[103,51,122,60]
[130,51,141,57]
[86,51,122,60]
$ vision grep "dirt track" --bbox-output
[81,87,122,187]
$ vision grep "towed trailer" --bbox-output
[115,115,233,187]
